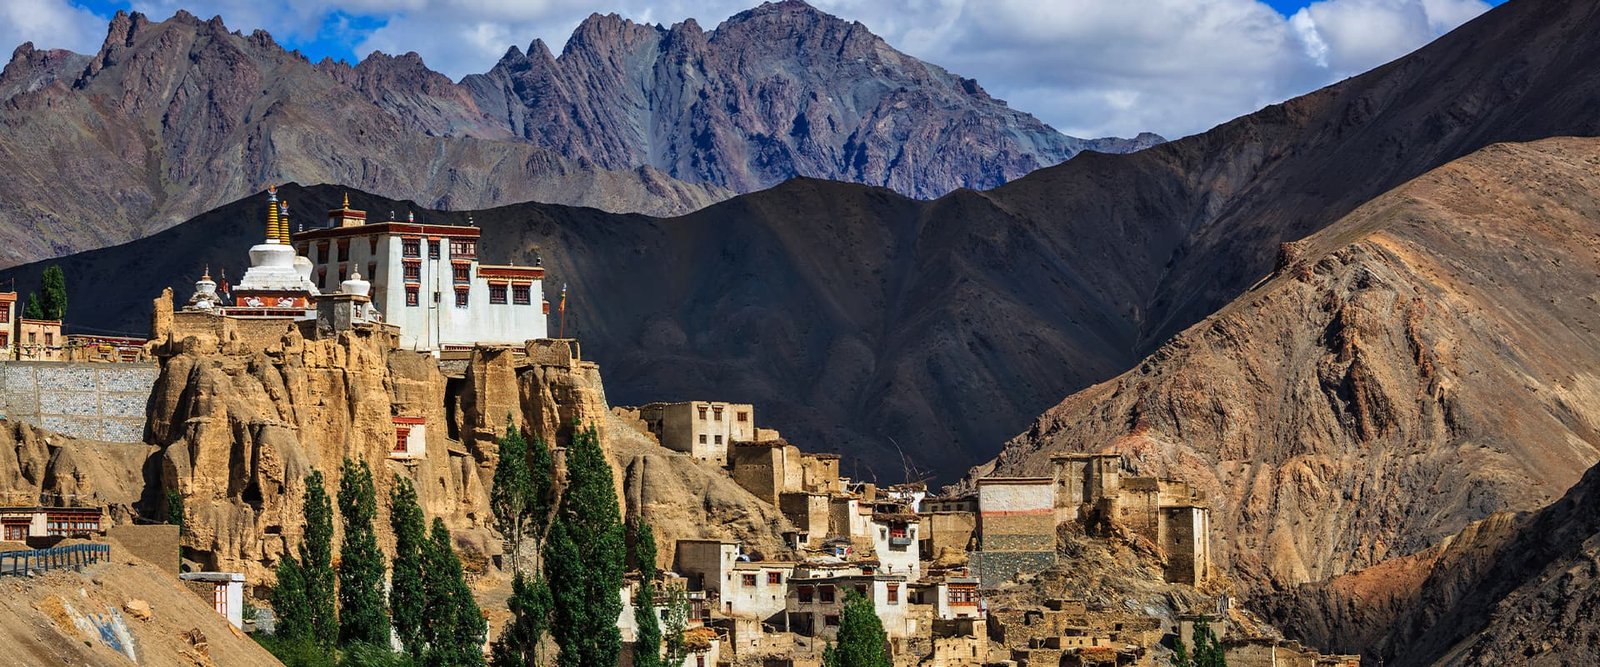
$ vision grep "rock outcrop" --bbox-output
[0,421,157,521]
[140,314,791,581]
[983,138,1600,599]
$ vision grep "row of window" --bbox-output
[45,519,100,536]
[697,434,725,445]
[696,407,752,422]
[741,572,785,587]
[0,307,8,323]
[793,583,901,604]
[400,238,477,260]
[400,284,533,308]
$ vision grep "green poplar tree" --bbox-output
[632,520,662,667]
[544,424,624,667]
[301,470,339,647]
[528,434,554,541]
[271,556,311,641]
[423,518,486,667]
[491,417,533,574]
[825,591,891,667]
[390,477,428,657]
[38,265,67,320]
[661,584,689,667]
[22,293,42,319]
[337,458,390,647]
[491,572,552,667]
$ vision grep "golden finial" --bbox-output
[279,200,292,243]
[266,185,281,243]
[343,192,350,209]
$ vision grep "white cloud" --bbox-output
[0,0,107,56]
[3,0,1497,139]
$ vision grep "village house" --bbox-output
[636,401,758,466]
[1051,453,1214,585]
[973,477,1058,589]
[786,564,916,641]
[0,505,103,542]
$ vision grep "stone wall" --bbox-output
[0,361,159,442]
[108,524,181,575]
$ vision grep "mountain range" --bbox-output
[0,0,1156,268]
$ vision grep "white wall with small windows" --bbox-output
[296,218,548,351]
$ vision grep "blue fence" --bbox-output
[0,543,111,576]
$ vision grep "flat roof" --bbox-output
[976,477,1053,485]
[293,222,481,242]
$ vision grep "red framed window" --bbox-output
[402,238,420,258]
[489,284,508,304]
[394,427,410,453]
[403,261,421,282]
[454,289,468,308]
[450,239,476,259]
[887,584,899,604]
[0,308,8,323]
[742,574,757,587]
[950,585,977,605]
[337,239,350,262]
[452,264,470,284]
[767,571,782,585]
[406,286,419,307]
[429,240,441,259]
[737,411,748,422]
[513,284,531,305]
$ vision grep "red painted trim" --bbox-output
[978,509,1053,517]
[392,416,427,425]
[477,265,545,279]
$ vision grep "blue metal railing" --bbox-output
[0,543,111,576]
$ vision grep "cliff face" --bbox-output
[0,421,157,519]
[985,138,1600,596]
[139,312,791,580]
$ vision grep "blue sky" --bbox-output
[3,0,1506,138]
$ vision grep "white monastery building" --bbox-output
[292,194,549,350]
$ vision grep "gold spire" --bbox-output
[266,185,281,243]
[342,192,350,209]
[278,200,292,244]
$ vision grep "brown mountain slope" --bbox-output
[0,10,728,268]
[984,136,1600,594]
[7,0,1600,486]
[1261,453,1600,666]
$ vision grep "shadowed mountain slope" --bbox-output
[985,137,1600,599]
[6,0,1600,488]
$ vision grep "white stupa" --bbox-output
[232,186,320,312]
[184,267,220,311]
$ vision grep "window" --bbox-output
[319,240,332,260]
[406,287,419,307]
[513,284,531,305]
[0,308,7,323]
[368,236,379,254]
[403,261,421,282]
[767,572,782,585]
[887,585,899,604]
[367,261,377,279]
[317,268,328,287]
[798,585,814,603]
[337,239,350,262]
[338,266,348,283]
[489,284,508,304]
[394,428,410,453]
[890,525,908,539]
[450,239,477,258]
[402,239,420,258]
[698,434,707,444]
[949,585,977,605]
[452,264,470,284]
[738,411,748,422]
[454,289,469,308]
[713,407,724,420]
[824,615,839,627]
[714,435,723,445]
[696,657,705,667]
[819,586,835,603]
[742,574,757,587]
[854,585,867,597]
[0,333,7,348]
[297,243,310,257]
[429,240,441,259]
[698,407,708,420]
[28,332,36,344]
[44,333,53,346]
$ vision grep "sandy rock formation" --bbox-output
[0,420,157,519]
